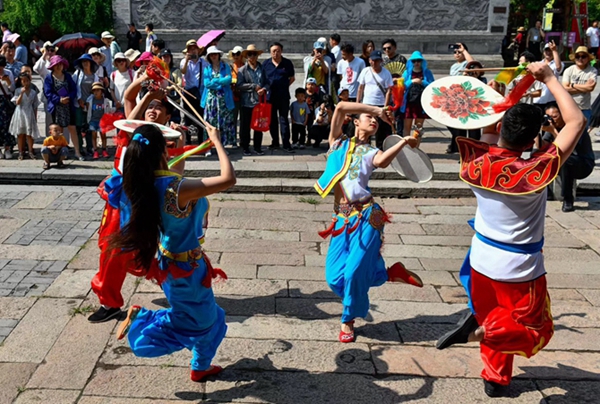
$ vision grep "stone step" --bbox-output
[1,168,597,198]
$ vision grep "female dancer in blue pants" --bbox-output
[315,102,424,343]
[113,122,235,382]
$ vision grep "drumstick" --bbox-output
[160,75,197,99]
[173,86,210,128]
[458,67,519,73]
[166,96,206,130]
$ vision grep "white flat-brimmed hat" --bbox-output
[228,45,244,59]
[206,46,223,56]
[113,52,129,67]
[88,47,106,63]
[101,31,115,40]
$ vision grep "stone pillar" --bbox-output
[488,0,510,35]
[112,0,132,39]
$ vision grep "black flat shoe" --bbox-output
[562,200,575,212]
[88,306,122,323]
[483,379,509,398]
[436,312,478,350]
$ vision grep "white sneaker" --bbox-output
[206,150,213,157]
[292,143,299,149]
[4,150,12,160]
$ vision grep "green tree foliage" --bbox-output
[0,0,112,40]
[588,0,600,22]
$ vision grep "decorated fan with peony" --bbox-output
[421,76,505,130]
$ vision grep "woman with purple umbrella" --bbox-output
[43,56,83,160]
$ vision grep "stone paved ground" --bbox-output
[0,186,599,403]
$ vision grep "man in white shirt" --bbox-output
[180,39,205,143]
[336,43,365,102]
[533,41,563,107]
[586,21,599,58]
[562,46,597,125]
[357,50,393,148]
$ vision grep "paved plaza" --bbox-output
[0,186,598,403]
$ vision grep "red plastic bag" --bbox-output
[251,94,271,132]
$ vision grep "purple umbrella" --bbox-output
[197,30,226,48]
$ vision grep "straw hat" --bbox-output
[91,82,105,91]
[228,45,244,59]
[182,39,199,53]
[517,27,527,33]
[241,44,263,58]
[124,48,141,64]
[88,47,106,63]
[569,46,594,61]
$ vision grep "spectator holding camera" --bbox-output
[180,39,205,143]
[540,103,594,212]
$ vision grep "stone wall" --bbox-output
[113,0,510,54]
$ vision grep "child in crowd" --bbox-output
[310,94,334,148]
[41,123,68,169]
[86,82,113,159]
[290,87,309,149]
[10,72,40,160]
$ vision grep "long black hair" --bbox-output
[110,124,166,270]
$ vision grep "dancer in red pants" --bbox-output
[444,62,586,397]
[88,74,175,322]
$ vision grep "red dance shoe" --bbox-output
[116,305,141,340]
[387,262,423,288]
[191,365,223,382]
[338,320,355,343]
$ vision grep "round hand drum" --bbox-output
[114,119,181,139]
[383,135,434,183]
[421,76,505,130]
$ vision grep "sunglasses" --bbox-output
[315,49,324,53]
[46,47,56,52]
[454,51,462,54]
[232,52,241,56]
[413,60,422,63]
[575,55,589,60]
[383,47,392,51]
[116,59,127,63]
[247,52,258,57]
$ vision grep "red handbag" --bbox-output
[251,94,271,132]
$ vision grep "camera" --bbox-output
[189,54,198,60]
[448,44,460,51]
[542,114,554,127]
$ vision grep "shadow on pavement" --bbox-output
[175,348,437,403]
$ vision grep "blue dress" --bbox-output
[126,171,227,371]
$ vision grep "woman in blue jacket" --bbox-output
[201,46,235,152]
[401,51,434,137]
